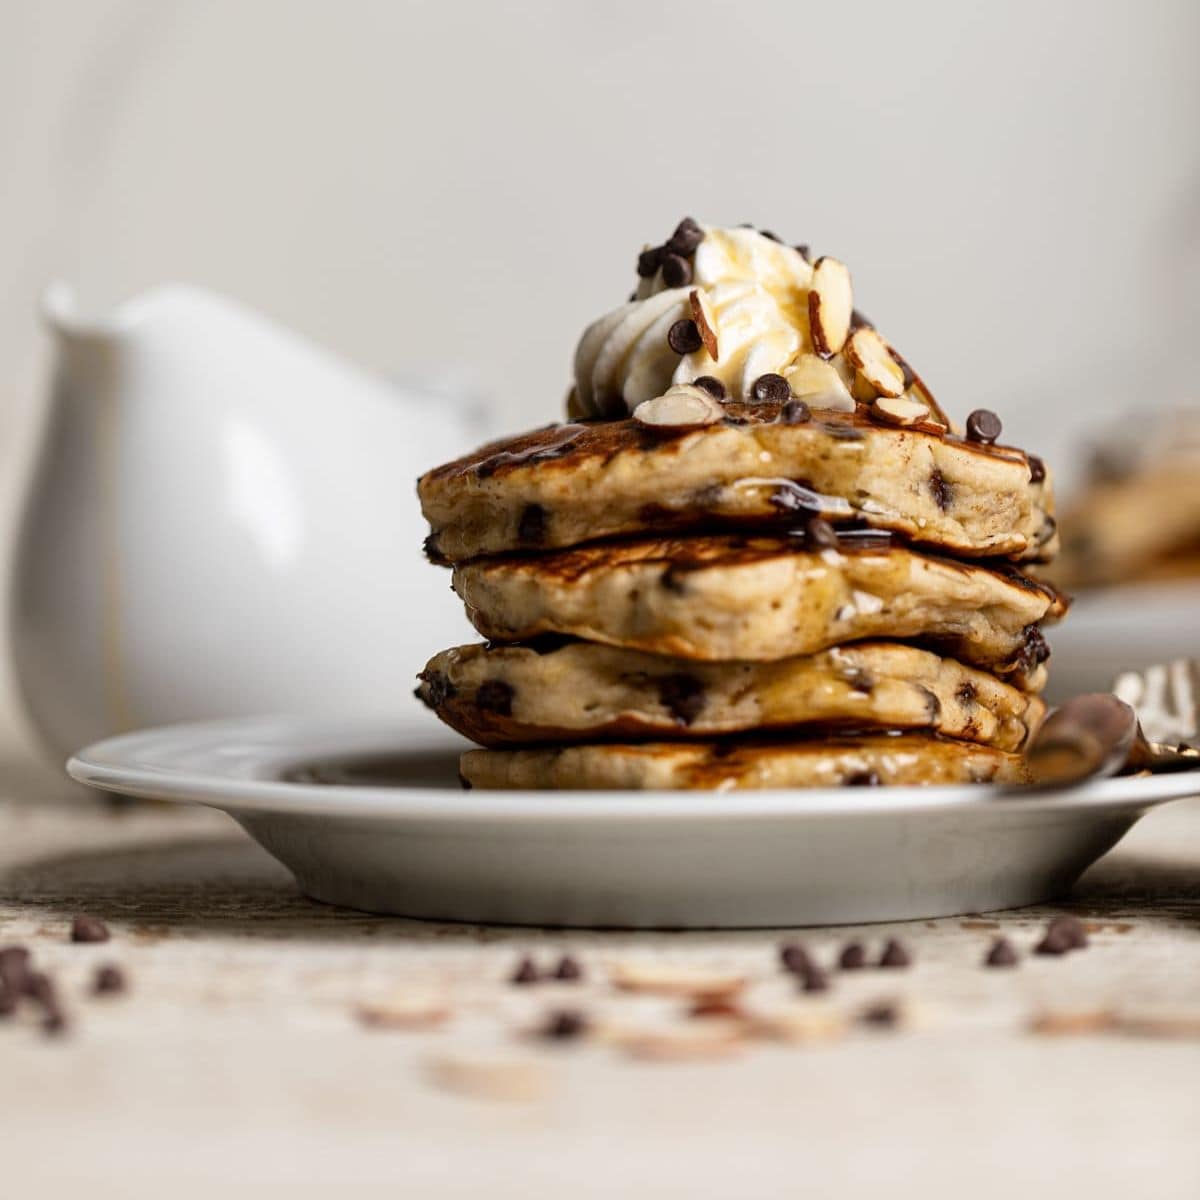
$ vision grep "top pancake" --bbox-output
[420,402,1057,565]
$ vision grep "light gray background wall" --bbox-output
[1,0,1198,757]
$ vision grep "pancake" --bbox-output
[419,403,1057,565]
[451,534,1066,680]
[418,640,1046,751]
[459,734,1029,790]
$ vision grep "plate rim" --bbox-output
[65,714,1200,823]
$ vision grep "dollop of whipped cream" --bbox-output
[572,223,857,418]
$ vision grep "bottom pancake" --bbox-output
[459,735,1028,791]
[419,640,1045,752]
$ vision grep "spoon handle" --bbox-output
[1025,694,1139,788]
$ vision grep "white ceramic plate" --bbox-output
[67,714,1200,929]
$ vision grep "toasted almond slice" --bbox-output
[750,1003,848,1044]
[850,370,879,403]
[871,395,930,428]
[357,990,451,1030]
[615,1019,746,1061]
[845,328,906,397]
[689,289,720,362]
[632,385,725,431]
[1029,1009,1116,1036]
[807,257,853,359]
[782,354,854,412]
[428,1049,550,1101]
[610,960,746,999]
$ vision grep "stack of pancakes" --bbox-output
[416,226,1066,789]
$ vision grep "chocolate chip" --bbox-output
[878,939,911,968]
[91,964,126,995]
[70,915,109,944]
[517,502,546,545]
[511,956,540,985]
[845,770,881,787]
[1028,454,1046,484]
[541,1009,588,1040]
[966,409,1003,445]
[956,680,977,706]
[637,245,663,278]
[929,469,952,511]
[1048,915,1089,950]
[667,318,703,355]
[800,965,830,993]
[860,1002,899,1028]
[806,517,840,550]
[985,937,1018,967]
[794,244,811,262]
[693,375,727,400]
[779,942,813,975]
[552,955,583,982]
[657,673,706,725]
[42,1010,68,1036]
[660,253,692,288]
[475,679,515,717]
[760,229,781,242]
[845,668,874,695]
[665,217,704,256]
[780,398,811,425]
[839,942,866,969]
[1035,929,1073,956]
[850,308,874,331]
[750,373,790,403]
[660,566,688,594]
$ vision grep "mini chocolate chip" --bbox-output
[878,939,911,968]
[845,668,874,695]
[845,770,881,787]
[660,566,688,594]
[666,217,704,256]
[637,245,663,278]
[806,517,840,550]
[511,956,540,985]
[760,229,781,242]
[91,964,126,995]
[542,1009,588,1040]
[1048,915,1089,949]
[667,318,703,355]
[750,373,790,403]
[1035,929,1073,956]
[553,955,583,982]
[475,679,515,717]
[779,942,812,975]
[660,253,692,287]
[850,308,874,330]
[839,942,867,970]
[1022,625,1051,668]
[929,469,952,511]
[517,502,547,545]
[800,965,830,993]
[693,375,727,400]
[985,937,1019,967]
[860,1002,899,1028]
[42,1010,68,1036]
[657,673,706,725]
[956,680,978,706]
[794,244,811,262]
[1028,454,1046,484]
[780,398,811,425]
[70,915,109,944]
[966,409,1003,445]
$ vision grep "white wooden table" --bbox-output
[2,772,1198,1199]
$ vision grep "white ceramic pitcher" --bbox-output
[12,284,481,761]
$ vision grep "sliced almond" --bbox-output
[750,1003,848,1044]
[610,960,746,1000]
[689,289,720,361]
[357,990,451,1030]
[845,328,906,398]
[632,385,725,432]
[428,1050,550,1101]
[782,354,854,412]
[850,370,879,404]
[807,257,853,359]
[615,1019,745,1061]
[1029,1009,1116,1036]
[871,395,930,428]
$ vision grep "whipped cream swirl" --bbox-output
[572,224,854,417]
